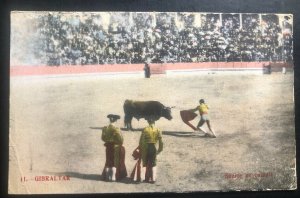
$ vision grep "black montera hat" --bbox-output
[107,114,121,122]
[199,99,205,103]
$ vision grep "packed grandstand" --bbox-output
[30,12,293,66]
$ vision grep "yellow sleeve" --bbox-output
[113,128,123,145]
[191,106,199,113]
[157,130,163,154]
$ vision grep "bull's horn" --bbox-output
[170,106,176,108]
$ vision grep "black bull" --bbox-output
[123,100,173,130]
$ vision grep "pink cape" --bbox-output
[130,146,154,182]
[130,147,142,182]
[180,110,198,130]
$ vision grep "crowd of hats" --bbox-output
[35,13,293,66]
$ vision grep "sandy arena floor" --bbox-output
[9,72,296,194]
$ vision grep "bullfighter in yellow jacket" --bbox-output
[139,118,163,183]
[102,114,127,181]
[191,99,217,138]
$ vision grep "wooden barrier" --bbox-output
[10,64,144,76]
[10,62,293,76]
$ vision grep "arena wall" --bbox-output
[10,62,293,76]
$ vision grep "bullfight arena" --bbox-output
[9,70,295,193]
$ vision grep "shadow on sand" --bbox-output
[89,126,143,132]
[42,171,102,181]
[45,171,143,184]
[120,128,143,132]
[90,127,208,138]
[89,127,104,130]
[162,131,209,138]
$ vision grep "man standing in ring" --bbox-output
[101,114,127,181]
[139,118,163,183]
[191,99,217,138]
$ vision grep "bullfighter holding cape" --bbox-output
[180,99,216,137]
[101,114,127,181]
[130,118,163,183]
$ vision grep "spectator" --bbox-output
[36,13,292,66]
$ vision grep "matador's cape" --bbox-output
[130,147,142,182]
[180,110,198,130]
[130,146,154,182]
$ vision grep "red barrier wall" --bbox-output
[10,64,144,76]
[149,62,273,71]
[10,62,292,76]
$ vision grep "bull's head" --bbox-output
[162,107,173,120]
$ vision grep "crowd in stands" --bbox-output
[36,12,293,66]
